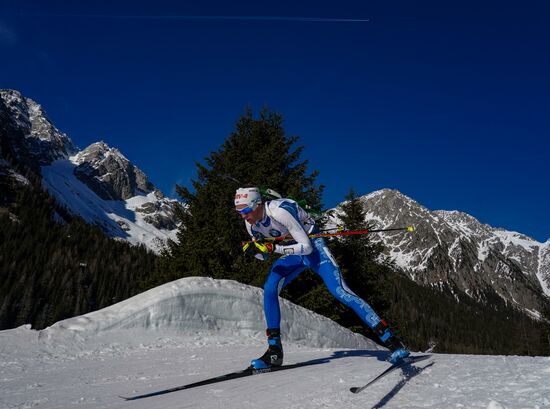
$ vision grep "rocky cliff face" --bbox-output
[72,141,155,201]
[0,89,179,253]
[0,89,76,164]
[329,189,550,318]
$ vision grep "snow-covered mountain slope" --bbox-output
[1,277,548,409]
[328,189,550,317]
[0,89,179,253]
[41,158,177,252]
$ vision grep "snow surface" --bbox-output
[1,277,549,409]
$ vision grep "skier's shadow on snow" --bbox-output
[293,349,394,367]
[370,362,435,409]
[289,349,433,409]
[305,349,388,365]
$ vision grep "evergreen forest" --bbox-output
[0,178,158,329]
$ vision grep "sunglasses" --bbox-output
[237,206,254,215]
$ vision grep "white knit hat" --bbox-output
[234,187,262,211]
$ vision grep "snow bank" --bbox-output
[38,277,376,350]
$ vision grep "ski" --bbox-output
[120,361,320,400]
[349,354,432,394]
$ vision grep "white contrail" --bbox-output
[8,13,369,23]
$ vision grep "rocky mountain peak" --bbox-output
[364,188,416,204]
[73,141,155,201]
[351,189,435,229]
[0,89,77,164]
[334,189,550,318]
[73,141,126,166]
[0,89,32,130]
[2,89,178,254]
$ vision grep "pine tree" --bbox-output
[159,108,324,285]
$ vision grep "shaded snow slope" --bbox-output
[38,277,376,350]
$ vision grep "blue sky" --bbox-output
[1,1,549,242]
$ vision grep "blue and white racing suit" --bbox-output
[245,199,384,331]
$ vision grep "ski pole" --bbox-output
[241,226,414,245]
[310,226,414,238]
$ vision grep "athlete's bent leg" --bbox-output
[307,238,410,363]
[252,256,306,369]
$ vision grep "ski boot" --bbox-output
[374,320,410,365]
[251,328,284,369]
